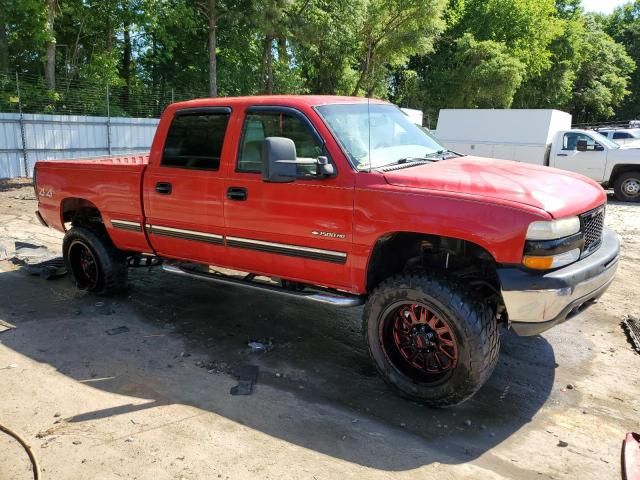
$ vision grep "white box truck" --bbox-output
[435,109,640,201]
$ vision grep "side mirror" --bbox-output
[317,156,335,176]
[262,137,297,183]
[576,140,588,152]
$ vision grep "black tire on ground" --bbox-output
[62,225,128,294]
[363,273,500,407]
[613,172,640,202]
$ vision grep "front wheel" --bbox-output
[614,171,640,202]
[363,273,499,407]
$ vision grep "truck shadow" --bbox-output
[0,266,557,472]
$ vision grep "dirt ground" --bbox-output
[0,177,638,480]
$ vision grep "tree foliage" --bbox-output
[0,0,638,122]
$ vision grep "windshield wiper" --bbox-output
[423,149,459,159]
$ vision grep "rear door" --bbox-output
[223,106,354,290]
[143,107,231,265]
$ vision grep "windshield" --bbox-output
[316,103,451,170]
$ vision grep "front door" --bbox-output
[554,132,607,181]
[223,106,355,290]
[143,107,232,265]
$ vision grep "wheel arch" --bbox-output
[60,197,104,229]
[609,164,640,186]
[365,231,499,293]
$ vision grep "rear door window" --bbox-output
[613,132,632,140]
[162,110,231,170]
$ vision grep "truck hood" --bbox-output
[382,156,605,218]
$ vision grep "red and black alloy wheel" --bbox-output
[68,240,100,290]
[364,273,500,406]
[381,301,459,384]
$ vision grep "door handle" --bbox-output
[155,182,172,194]
[557,153,568,157]
[227,187,248,201]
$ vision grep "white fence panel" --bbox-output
[0,112,159,179]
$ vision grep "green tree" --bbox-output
[291,0,363,94]
[513,0,585,109]
[607,1,640,119]
[570,14,635,122]
[351,0,446,97]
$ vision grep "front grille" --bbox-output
[580,206,605,257]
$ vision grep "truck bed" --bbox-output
[35,154,152,253]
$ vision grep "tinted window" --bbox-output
[613,132,632,139]
[162,111,230,170]
[237,111,324,176]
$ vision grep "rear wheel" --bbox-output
[63,226,128,294]
[363,273,499,407]
[614,171,640,202]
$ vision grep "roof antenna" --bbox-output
[367,93,371,173]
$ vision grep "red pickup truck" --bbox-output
[34,96,620,406]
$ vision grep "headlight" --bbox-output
[526,217,580,240]
[522,248,581,270]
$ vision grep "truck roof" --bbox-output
[169,95,389,110]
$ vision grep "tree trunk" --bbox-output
[351,39,372,97]
[122,23,131,106]
[45,0,56,90]
[262,35,274,94]
[277,35,288,64]
[0,0,8,73]
[208,0,217,97]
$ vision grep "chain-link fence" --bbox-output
[0,71,208,118]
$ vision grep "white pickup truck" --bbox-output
[436,109,640,201]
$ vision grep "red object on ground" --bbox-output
[623,432,640,480]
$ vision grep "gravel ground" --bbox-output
[0,177,638,480]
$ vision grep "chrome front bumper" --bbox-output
[498,227,620,336]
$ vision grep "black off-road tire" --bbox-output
[613,171,640,202]
[363,273,500,407]
[63,225,128,294]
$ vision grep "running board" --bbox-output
[162,263,365,307]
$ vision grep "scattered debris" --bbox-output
[198,360,230,374]
[400,423,406,428]
[566,384,574,390]
[53,413,61,418]
[180,352,191,358]
[622,315,640,353]
[230,365,259,396]
[499,385,511,401]
[24,257,67,279]
[247,337,274,352]
[248,341,267,352]
[464,419,472,427]
[72,440,82,445]
[0,363,18,370]
[0,320,16,333]
[558,440,569,447]
[105,326,129,336]
[125,437,134,443]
